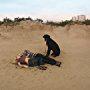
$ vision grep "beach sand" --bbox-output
[0,22,90,90]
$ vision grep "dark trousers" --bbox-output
[28,53,57,67]
[35,54,57,65]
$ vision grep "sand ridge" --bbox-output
[0,22,90,90]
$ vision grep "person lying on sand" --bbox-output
[16,50,61,70]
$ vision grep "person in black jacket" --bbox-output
[16,50,61,70]
[43,34,60,57]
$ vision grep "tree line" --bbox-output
[0,17,90,26]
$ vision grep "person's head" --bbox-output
[16,54,27,63]
[43,34,50,41]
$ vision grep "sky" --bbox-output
[0,0,90,21]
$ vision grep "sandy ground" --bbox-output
[0,22,90,90]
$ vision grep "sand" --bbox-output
[0,22,90,90]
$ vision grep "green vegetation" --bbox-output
[0,17,33,27]
[82,19,90,25]
[46,19,90,26]
[35,18,43,23]
[0,17,90,27]
[46,20,73,27]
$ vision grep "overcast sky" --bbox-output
[0,0,90,21]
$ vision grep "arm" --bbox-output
[18,62,28,68]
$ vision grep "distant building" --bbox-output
[72,15,86,22]
[77,15,86,22]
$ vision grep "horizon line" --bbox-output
[0,14,90,22]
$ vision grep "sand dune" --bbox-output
[0,22,90,90]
